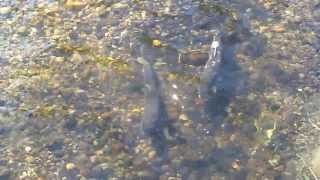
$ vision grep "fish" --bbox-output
[136,56,177,159]
[136,57,168,137]
[199,30,223,103]
[197,30,225,134]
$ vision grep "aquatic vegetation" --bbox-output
[139,33,158,46]
[56,43,92,54]
[194,0,234,16]
[89,55,132,75]
[0,0,319,179]
[32,104,60,118]
[54,41,132,75]
[165,72,201,85]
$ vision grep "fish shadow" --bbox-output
[144,94,187,160]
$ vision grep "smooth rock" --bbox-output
[0,7,11,15]
[66,163,76,171]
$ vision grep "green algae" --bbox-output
[90,55,132,74]
[56,43,92,54]
[194,0,234,16]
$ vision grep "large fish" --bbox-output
[136,57,168,137]
[199,30,223,104]
[136,56,176,161]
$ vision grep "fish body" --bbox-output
[137,58,167,136]
[132,55,175,166]
[199,30,223,102]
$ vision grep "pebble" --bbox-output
[66,163,76,171]
[298,73,305,79]
[17,26,28,35]
[179,114,189,122]
[180,51,208,66]
[152,39,162,47]
[148,150,157,161]
[271,24,285,33]
[90,155,97,163]
[64,0,87,9]
[0,7,11,15]
[231,160,241,171]
[95,150,104,156]
[25,146,32,153]
[111,143,124,154]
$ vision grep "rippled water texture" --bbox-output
[0,0,320,179]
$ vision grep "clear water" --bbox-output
[0,0,319,179]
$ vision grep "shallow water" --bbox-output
[0,0,320,179]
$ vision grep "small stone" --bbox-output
[180,51,208,66]
[152,39,162,47]
[112,2,128,9]
[95,150,104,156]
[66,163,76,171]
[231,160,241,171]
[179,114,189,122]
[111,143,124,153]
[90,155,98,163]
[148,150,157,161]
[64,0,87,9]
[25,146,32,153]
[298,73,305,79]
[100,111,115,121]
[0,7,11,15]
[93,140,99,146]
[271,24,285,33]
[17,26,28,35]
[55,57,65,63]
